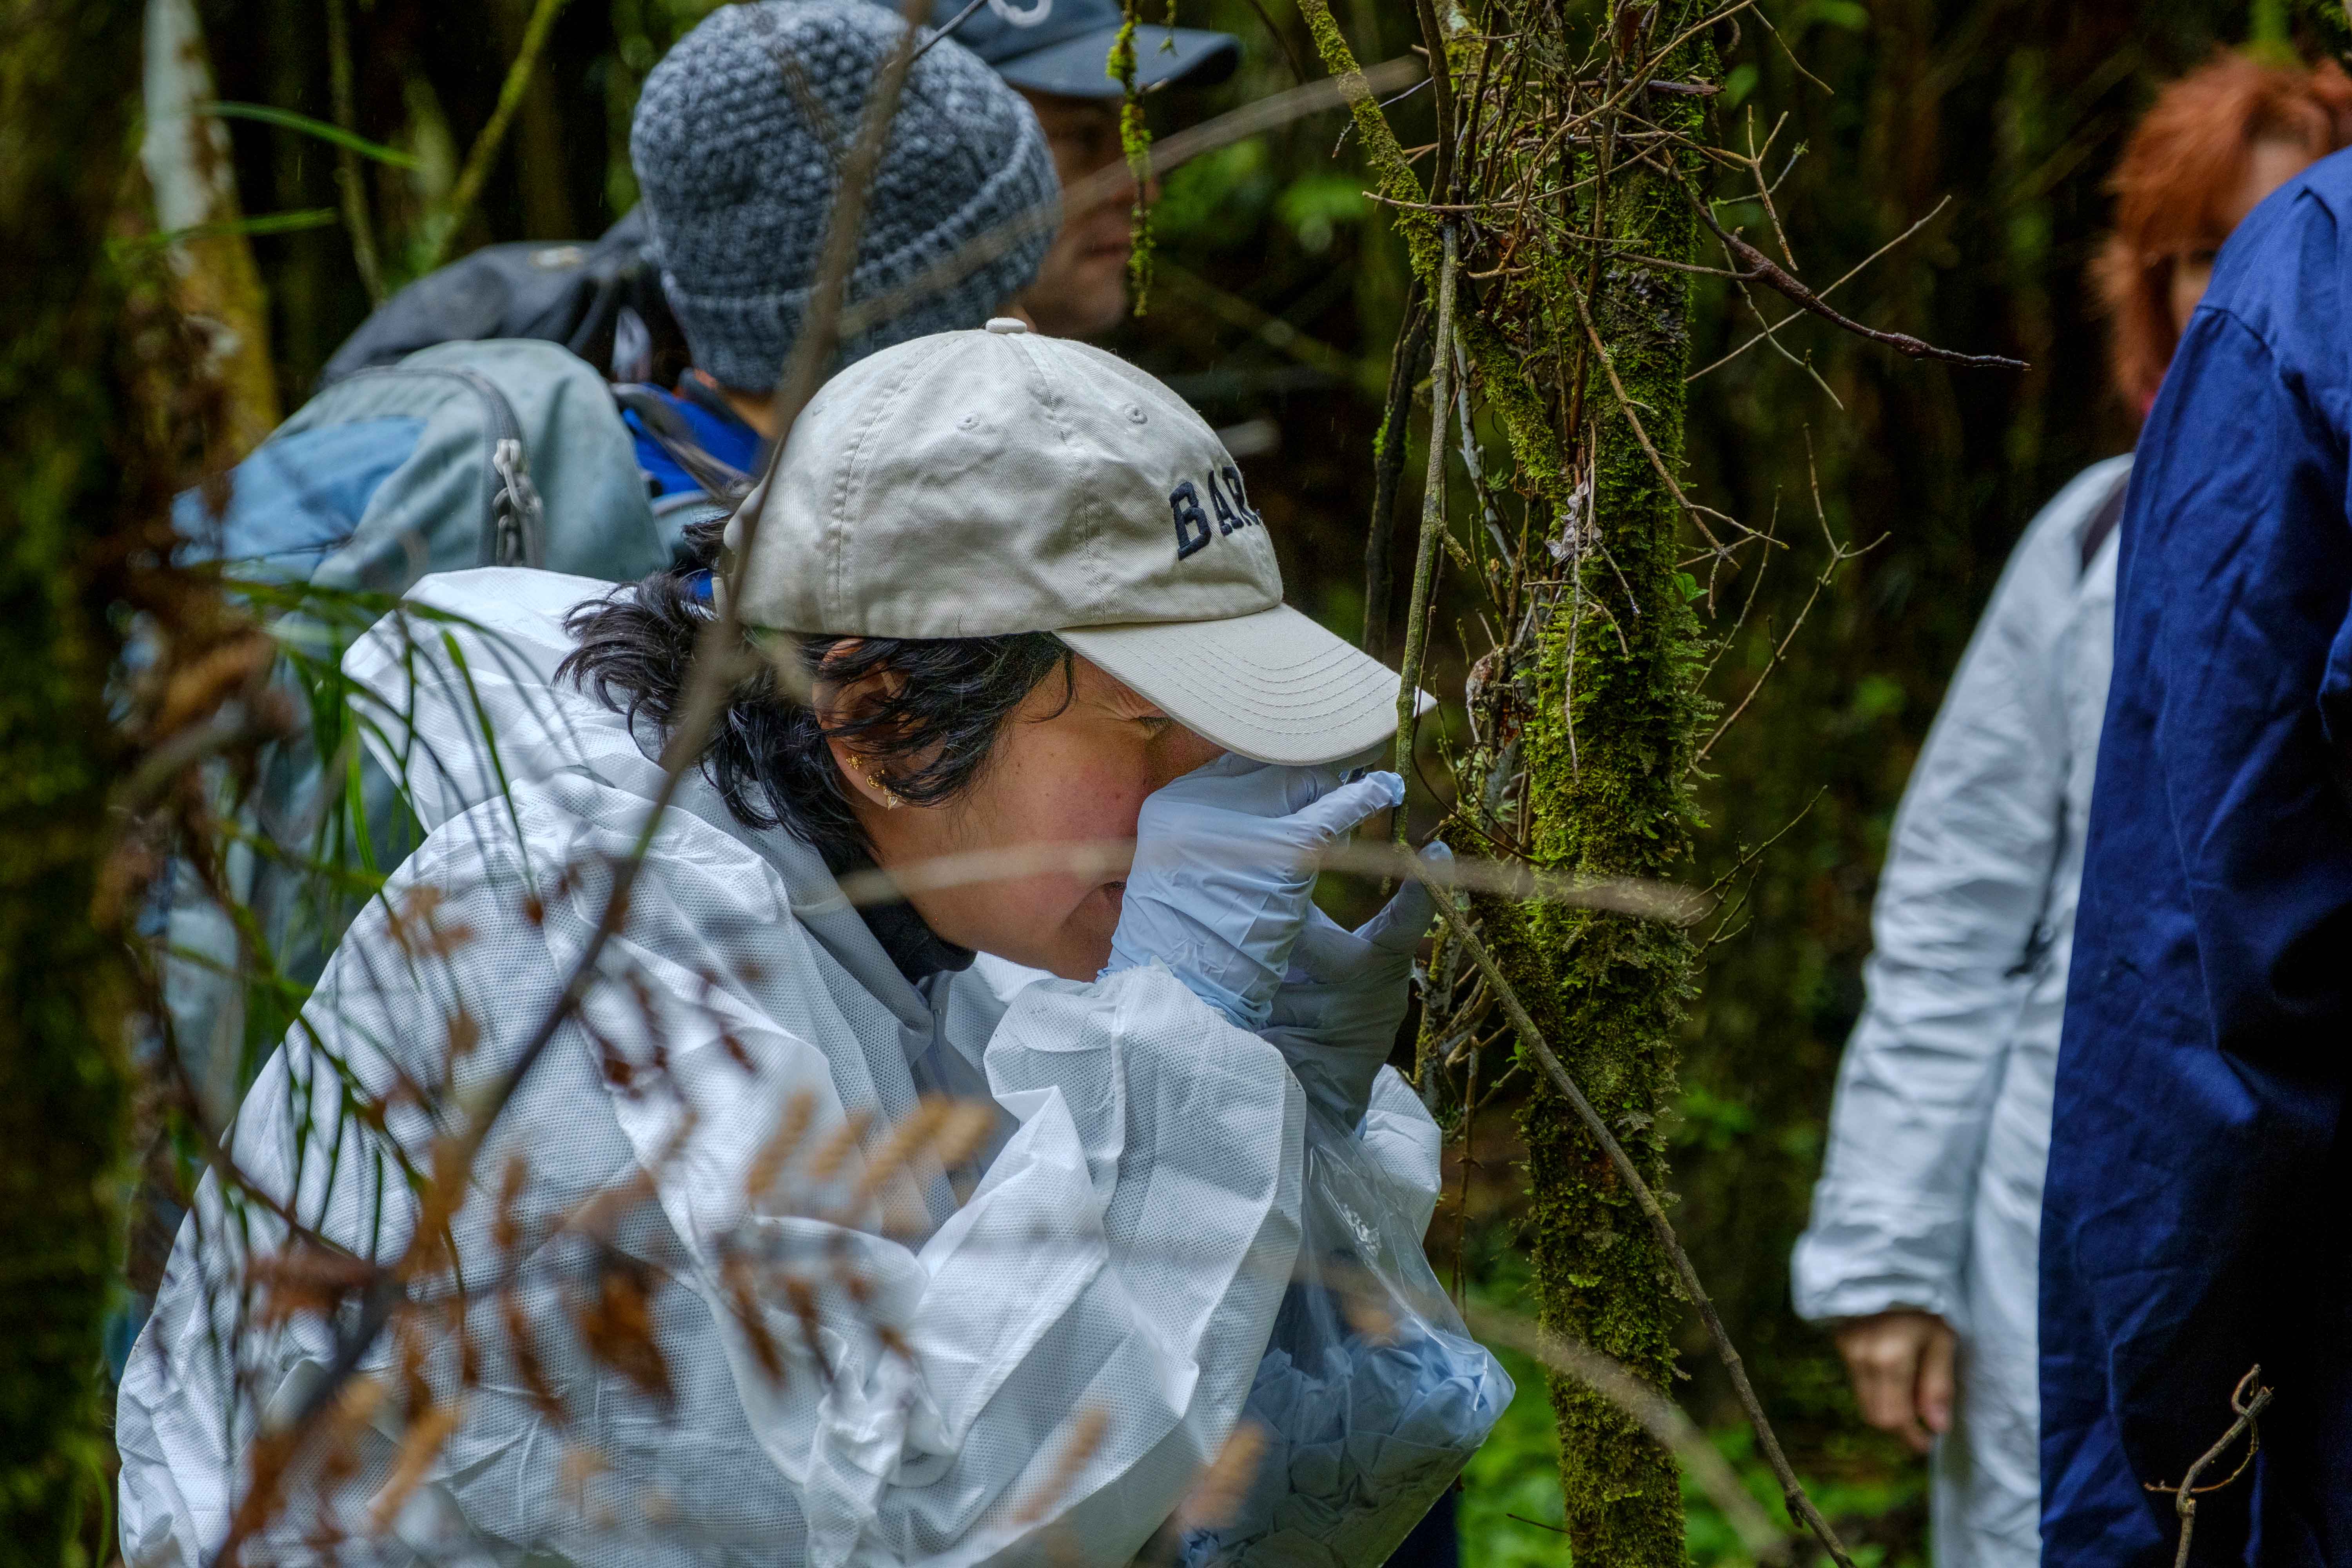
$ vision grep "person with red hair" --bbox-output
[2096,53,2352,417]
[1791,51,2351,1567]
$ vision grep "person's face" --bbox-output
[1011,92,1156,341]
[830,654,1223,980]
[2167,137,2318,337]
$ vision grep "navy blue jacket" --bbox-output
[2043,151,2352,1564]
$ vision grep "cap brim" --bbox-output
[991,25,1240,98]
[1058,604,1432,767]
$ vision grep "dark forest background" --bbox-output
[183,0,2301,1551]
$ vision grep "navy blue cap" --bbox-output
[923,0,1239,99]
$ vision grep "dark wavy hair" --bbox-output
[560,515,1072,866]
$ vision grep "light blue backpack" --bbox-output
[162,339,687,1119]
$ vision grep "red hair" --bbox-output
[2095,53,2352,413]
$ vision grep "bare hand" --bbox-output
[1833,1310,1956,1455]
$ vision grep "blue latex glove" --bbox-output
[1105,756,1405,1031]
[1263,844,1445,1125]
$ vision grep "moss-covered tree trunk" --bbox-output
[1458,12,1715,1563]
[0,0,172,1556]
[1493,40,1710,1556]
[1295,3,1722,1557]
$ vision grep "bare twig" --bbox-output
[1392,225,1459,842]
[1238,0,1310,84]
[824,834,1709,925]
[1693,434,1880,767]
[1691,196,2026,370]
[1409,871,1858,1568]
[911,0,988,62]
[1363,294,1431,661]
[1688,197,1952,383]
[2146,1365,2274,1568]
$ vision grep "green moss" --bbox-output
[1303,3,1723,1559]
[1506,35,1719,1562]
[1109,1,1155,314]
[0,7,156,1558]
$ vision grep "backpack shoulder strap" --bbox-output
[2078,464,2129,576]
[609,384,756,506]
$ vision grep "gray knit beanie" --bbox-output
[631,0,1059,390]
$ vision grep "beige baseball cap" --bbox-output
[723,318,1421,766]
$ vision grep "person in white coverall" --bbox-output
[116,321,1508,1566]
[1791,50,2348,1566]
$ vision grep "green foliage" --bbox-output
[1462,1339,1929,1568]
[196,101,425,169]
[0,2,161,1558]
[1154,140,1278,243]
[1274,171,1369,254]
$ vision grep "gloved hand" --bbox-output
[1263,844,1445,1125]
[1105,755,1405,1031]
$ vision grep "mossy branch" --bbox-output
[1295,0,1573,502]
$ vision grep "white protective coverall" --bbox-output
[1790,456,2128,1568]
[117,568,1487,1567]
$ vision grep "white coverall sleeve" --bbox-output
[609,948,1308,1568]
[1789,472,2105,1326]
[822,965,1305,1568]
[1173,1069,1511,1568]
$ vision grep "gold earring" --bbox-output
[854,758,904,810]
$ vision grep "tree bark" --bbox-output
[1495,23,1712,1555]
[0,0,184,1553]
[1299,1,1717,1556]
[143,0,280,458]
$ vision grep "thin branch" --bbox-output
[2148,1366,2274,1568]
[1393,224,1459,842]
[1363,292,1430,660]
[1692,435,1880,767]
[417,0,573,274]
[1688,197,1951,383]
[324,0,384,305]
[1412,0,1457,207]
[1753,5,1834,96]
[1744,107,1795,269]
[1238,0,1310,85]
[848,834,1707,923]
[1409,871,1858,1568]
[911,0,988,62]
[1690,195,2026,370]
